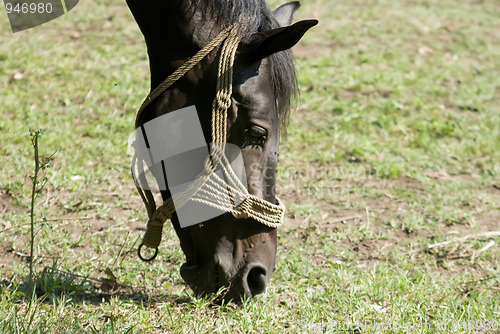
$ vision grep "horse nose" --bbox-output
[243,263,269,296]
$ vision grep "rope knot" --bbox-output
[217,98,232,111]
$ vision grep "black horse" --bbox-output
[126,0,317,301]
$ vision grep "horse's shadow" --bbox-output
[0,266,194,306]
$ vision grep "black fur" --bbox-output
[176,0,297,128]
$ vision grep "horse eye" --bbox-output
[246,125,267,140]
[243,125,268,147]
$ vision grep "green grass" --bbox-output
[1,0,499,332]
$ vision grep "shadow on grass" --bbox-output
[0,265,194,307]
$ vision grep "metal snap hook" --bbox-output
[137,243,159,262]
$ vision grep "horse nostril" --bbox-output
[245,264,268,296]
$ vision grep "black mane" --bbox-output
[178,0,297,129]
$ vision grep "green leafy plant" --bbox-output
[28,128,56,292]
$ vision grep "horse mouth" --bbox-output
[179,261,222,295]
[179,261,199,285]
[179,261,251,302]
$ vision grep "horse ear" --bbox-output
[273,1,302,27]
[242,20,318,63]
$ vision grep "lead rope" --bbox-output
[134,23,286,262]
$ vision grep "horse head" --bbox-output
[127,0,317,301]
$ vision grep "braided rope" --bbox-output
[136,23,286,254]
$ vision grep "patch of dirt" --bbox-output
[294,43,336,59]
[0,191,24,268]
[0,190,24,215]
[471,209,500,232]
[281,173,499,274]
[0,182,150,276]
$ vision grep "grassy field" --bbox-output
[1,0,499,332]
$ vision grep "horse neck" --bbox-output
[134,3,217,89]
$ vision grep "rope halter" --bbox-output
[132,24,286,261]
